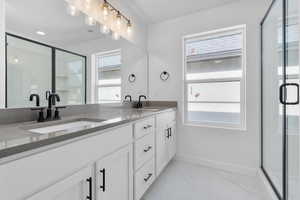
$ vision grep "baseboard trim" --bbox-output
[175,154,258,176]
[258,169,279,200]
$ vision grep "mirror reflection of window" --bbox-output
[94,50,122,104]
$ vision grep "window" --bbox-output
[94,50,121,103]
[183,25,246,129]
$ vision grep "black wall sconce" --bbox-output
[160,71,170,81]
[128,74,136,83]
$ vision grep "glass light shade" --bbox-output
[103,3,109,17]
[101,24,110,34]
[67,4,79,16]
[85,16,96,26]
[127,23,132,34]
[112,32,120,40]
[116,13,121,29]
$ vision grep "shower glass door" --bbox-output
[262,0,300,199]
[261,0,285,198]
[286,0,300,199]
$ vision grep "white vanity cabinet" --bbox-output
[95,145,133,200]
[27,166,93,200]
[0,109,177,200]
[156,111,177,176]
[0,124,132,200]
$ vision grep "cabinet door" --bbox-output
[156,120,169,176]
[27,166,93,200]
[167,121,176,161]
[96,145,133,200]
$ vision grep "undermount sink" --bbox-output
[28,119,106,135]
[135,108,161,112]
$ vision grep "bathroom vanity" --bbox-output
[0,107,176,200]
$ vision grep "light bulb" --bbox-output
[67,4,79,16]
[116,12,121,29]
[101,24,110,34]
[127,21,132,34]
[112,32,120,40]
[85,16,96,26]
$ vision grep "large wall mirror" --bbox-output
[4,0,148,108]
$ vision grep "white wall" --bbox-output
[0,0,5,108]
[147,0,272,174]
[66,37,148,103]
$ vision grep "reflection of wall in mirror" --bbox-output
[66,37,148,103]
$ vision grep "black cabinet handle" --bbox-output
[86,177,92,200]
[144,173,153,182]
[100,168,106,192]
[143,146,152,152]
[280,83,300,105]
[166,128,171,139]
[143,125,152,129]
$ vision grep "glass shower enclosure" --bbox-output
[261,0,299,199]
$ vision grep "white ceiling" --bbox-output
[5,0,242,47]
[5,0,106,48]
[124,0,241,23]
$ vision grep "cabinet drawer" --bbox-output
[134,133,154,170]
[157,111,176,125]
[134,159,155,200]
[134,117,155,139]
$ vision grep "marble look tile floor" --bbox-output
[143,160,266,200]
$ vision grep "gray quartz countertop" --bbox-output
[0,105,176,163]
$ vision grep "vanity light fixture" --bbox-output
[36,31,46,36]
[65,0,132,39]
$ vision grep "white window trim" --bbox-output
[91,49,122,104]
[182,25,247,130]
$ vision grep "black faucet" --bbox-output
[137,95,147,108]
[124,95,132,102]
[29,94,40,107]
[46,93,60,120]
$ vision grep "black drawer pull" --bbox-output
[143,146,152,152]
[100,168,106,192]
[144,173,153,182]
[86,177,92,200]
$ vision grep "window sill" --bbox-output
[183,121,247,132]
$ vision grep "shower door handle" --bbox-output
[279,83,299,105]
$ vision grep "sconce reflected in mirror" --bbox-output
[160,71,170,81]
[128,74,136,83]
